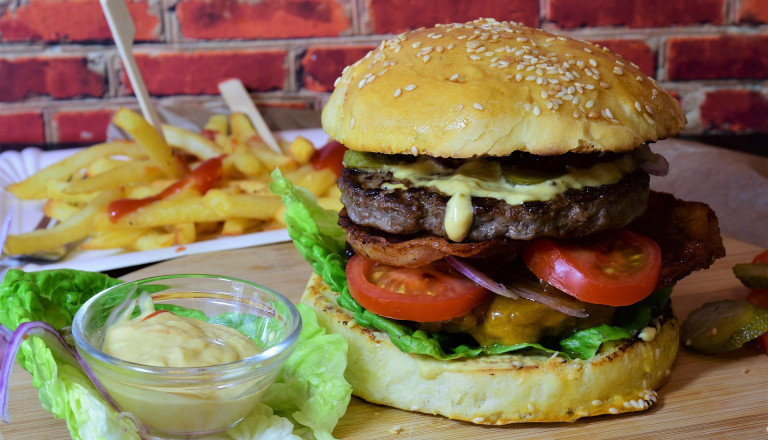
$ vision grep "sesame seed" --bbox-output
[411,146,418,155]
[623,401,632,409]
[470,55,481,60]
[533,105,541,116]
[404,84,416,91]
[455,104,464,111]
[350,118,355,128]
[412,42,421,49]
[604,108,614,119]
[584,83,595,90]
[334,77,341,87]
[541,90,549,99]
[423,55,431,63]
[645,104,654,115]
[613,66,624,75]
[515,73,523,81]
[600,81,610,89]
[589,59,597,67]
[609,408,619,414]
[528,403,534,412]
[616,60,625,66]
[592,399,603,406]
[449,73,459,81]
[394,88,402,97]
[447,42,455,49]
[584,47,592,53]
[473,102,484,110]
[634,101,642,112]
[357,79,366,89]
[573,110,579,118]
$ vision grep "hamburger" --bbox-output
[284,18,726,424]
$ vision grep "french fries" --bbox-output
[3,108,339,256]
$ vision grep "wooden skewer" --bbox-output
[100,0,164,136]
[218,78,282,154]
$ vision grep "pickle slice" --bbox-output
[681,300,768,354]
[501,164,566,185]
[733,263,768,289]
[342,150,404,168]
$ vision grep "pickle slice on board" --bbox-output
[681,300,768,354]
[733,263,768,289]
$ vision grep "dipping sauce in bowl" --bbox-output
[72,274,301,438]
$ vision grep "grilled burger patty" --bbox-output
[338,167,651,242]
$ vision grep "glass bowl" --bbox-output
[71,274,301,438]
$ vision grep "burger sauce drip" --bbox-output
[108,155,224,222]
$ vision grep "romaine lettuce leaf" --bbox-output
[0,269,351,440]
[270,169,673,361]
[0,269,138,440]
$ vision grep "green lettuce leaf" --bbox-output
[270,169,673,362]
[1,269,351,440]
[259,305,351,440]
[0,269,138,440]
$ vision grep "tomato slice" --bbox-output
[746,288,768,353]
[752,250,768,265]
[345,255,491,322]
[521,230,662,307]
[311,140,347,178]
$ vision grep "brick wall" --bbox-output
[1,0,766,150]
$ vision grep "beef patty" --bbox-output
[338,168,650,242]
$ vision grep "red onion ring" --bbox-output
[445,256,519,299]
[445,256,588,318]
[635,145,669,176]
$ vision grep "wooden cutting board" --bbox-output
[2,236,766,439]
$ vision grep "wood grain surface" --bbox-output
[1,237,767,440]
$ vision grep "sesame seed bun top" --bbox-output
[321,18,686,158]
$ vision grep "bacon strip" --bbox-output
[339,210,522,268]
[627,191,726,288]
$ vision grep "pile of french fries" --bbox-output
[4,108,341,256]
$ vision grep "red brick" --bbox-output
[0,112,45,145]
[700,90,768,132]
[590,39,655,77]
[548,0,724,28]
[123,50,287,96]
[0,0,159,43]
[301,46,376,92]
[0,56,105,102]
[667,35,768,80]
[738,0,768,24]
[53,109,115,144]
[177,0,350,39]
[367,0,539,34]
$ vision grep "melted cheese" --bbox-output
[379,155,636,241]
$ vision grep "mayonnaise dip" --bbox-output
[103,293,259,367]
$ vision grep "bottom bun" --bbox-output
[301,273,680,424]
